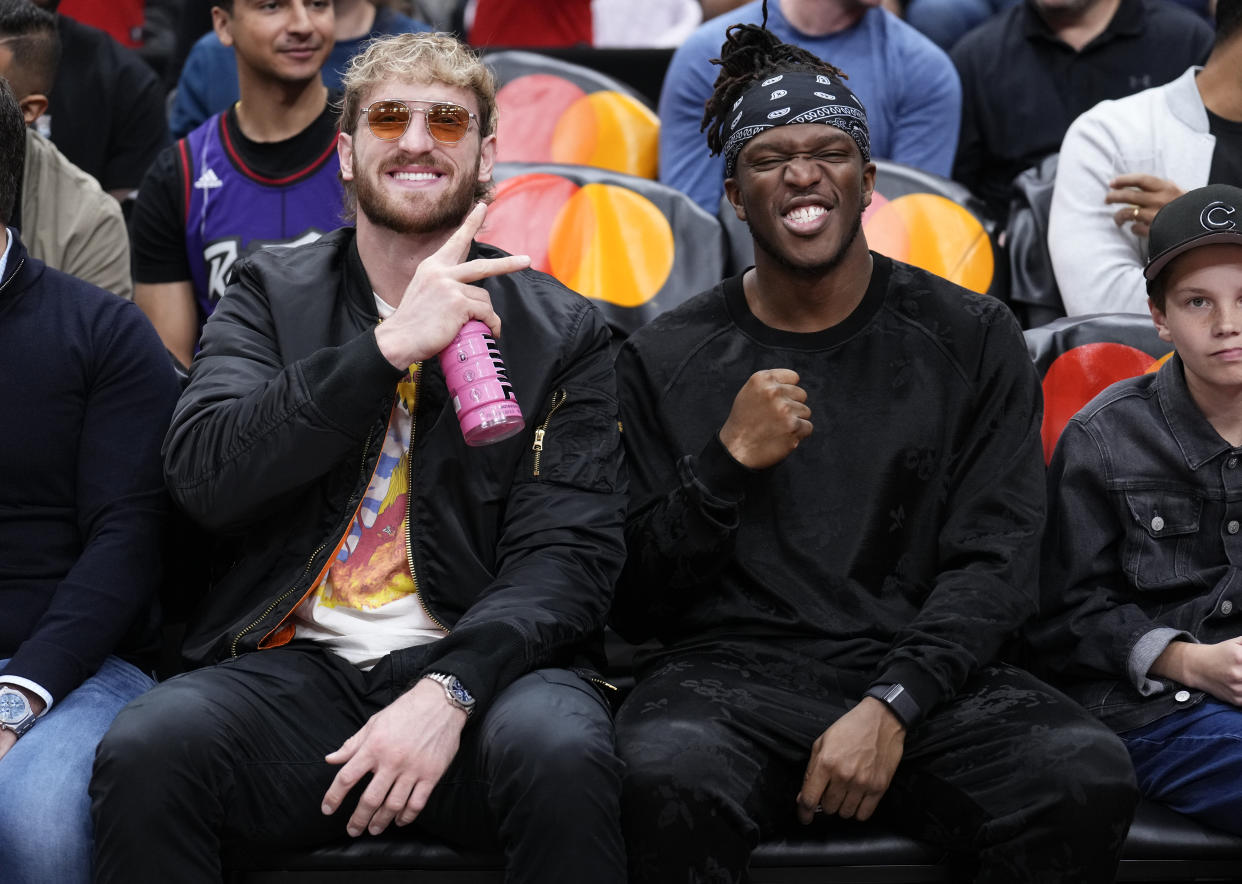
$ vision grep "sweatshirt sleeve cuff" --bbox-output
[692,433,762,502]
[1130,627,1195,696]
[870,662,941,728]
[0,676,52,714]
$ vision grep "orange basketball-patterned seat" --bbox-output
[1025,313,1173,463]
[482,162,726,342]
[484,50,660,179]
[720,159,1004,301]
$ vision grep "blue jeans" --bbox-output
[1121,698,1242,835]
[0,656,154,884]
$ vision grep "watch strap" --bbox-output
[424,672,475,717]
[2,712,37,737]
[864,683,919,729]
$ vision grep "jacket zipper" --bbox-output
[229,424,377,657]
[532,390,568,477]
[405,364,449,633]
[0,257,25,296]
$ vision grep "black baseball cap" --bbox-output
[1145,184,1242,281]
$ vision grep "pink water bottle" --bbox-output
[438,320,525,446]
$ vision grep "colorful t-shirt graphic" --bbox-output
[293,300,444,668]
[323,373,419,611]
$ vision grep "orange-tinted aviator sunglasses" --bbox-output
[360,99,477,143]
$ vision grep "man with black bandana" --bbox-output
[129,0,344,369]
[612,22,1140,883]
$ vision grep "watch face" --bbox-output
[448,681,475,706]
[0,689,30,724]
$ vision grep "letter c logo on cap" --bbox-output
[1201,201,1238,231]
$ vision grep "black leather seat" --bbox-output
[224,799,1242,883]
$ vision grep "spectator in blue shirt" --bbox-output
[658,0,961,213]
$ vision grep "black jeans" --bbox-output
[90,644,624,884]
[618,644,1139,883]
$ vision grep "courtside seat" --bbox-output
[720,159,1005,305]
[223,800,1242,883]
[1006,153,1064,329]
[483,50,660,179]
[483,161,726,342]
[1026,312,1173,462]
[1120,801,1242,881]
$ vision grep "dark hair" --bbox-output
[1146,274,1167,311]
[701,0,849,158]
[1217,0,1242,44]
[0,0,59,97]
[213,0,234,14]
[0,78,26,225]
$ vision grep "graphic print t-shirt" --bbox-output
[293,296,443,668]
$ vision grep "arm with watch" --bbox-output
[319,671,475,839]
[0,684,47,760]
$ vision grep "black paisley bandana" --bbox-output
[721,71,870,178]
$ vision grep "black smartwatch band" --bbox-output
[865,683,919,729]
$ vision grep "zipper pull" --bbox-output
[533,428,546,452]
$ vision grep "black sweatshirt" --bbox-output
[612,255,1045,723]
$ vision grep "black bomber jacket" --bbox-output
[163,228,627,715]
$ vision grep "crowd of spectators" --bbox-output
[9,0,1230,324]
[2,0,1242,881]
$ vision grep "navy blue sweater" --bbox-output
[0,233,179,703]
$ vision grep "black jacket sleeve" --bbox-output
[162,251,405,533]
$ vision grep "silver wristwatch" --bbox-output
[0,686,38,738]
[424,673,475,717]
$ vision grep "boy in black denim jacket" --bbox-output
[1038,184,1242,834]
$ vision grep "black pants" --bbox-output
[617,644,1139,883]
[89,644,625,884]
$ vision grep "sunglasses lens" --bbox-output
[368,101,410,140]
[427,104,470,142]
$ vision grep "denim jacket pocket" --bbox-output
[1122,490,1201,590]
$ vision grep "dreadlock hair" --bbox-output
[1216,0,1241,46]
[701,0,850,158]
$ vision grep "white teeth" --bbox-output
[785,205,826,223]
[391,171,439,181]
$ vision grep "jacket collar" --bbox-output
[342,228,379,322]
[1165,66,1209,135]
[1157,353,1235,470]
[0,229,31,305]
[341,226,501,321]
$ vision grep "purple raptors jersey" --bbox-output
[180,113,344,321]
